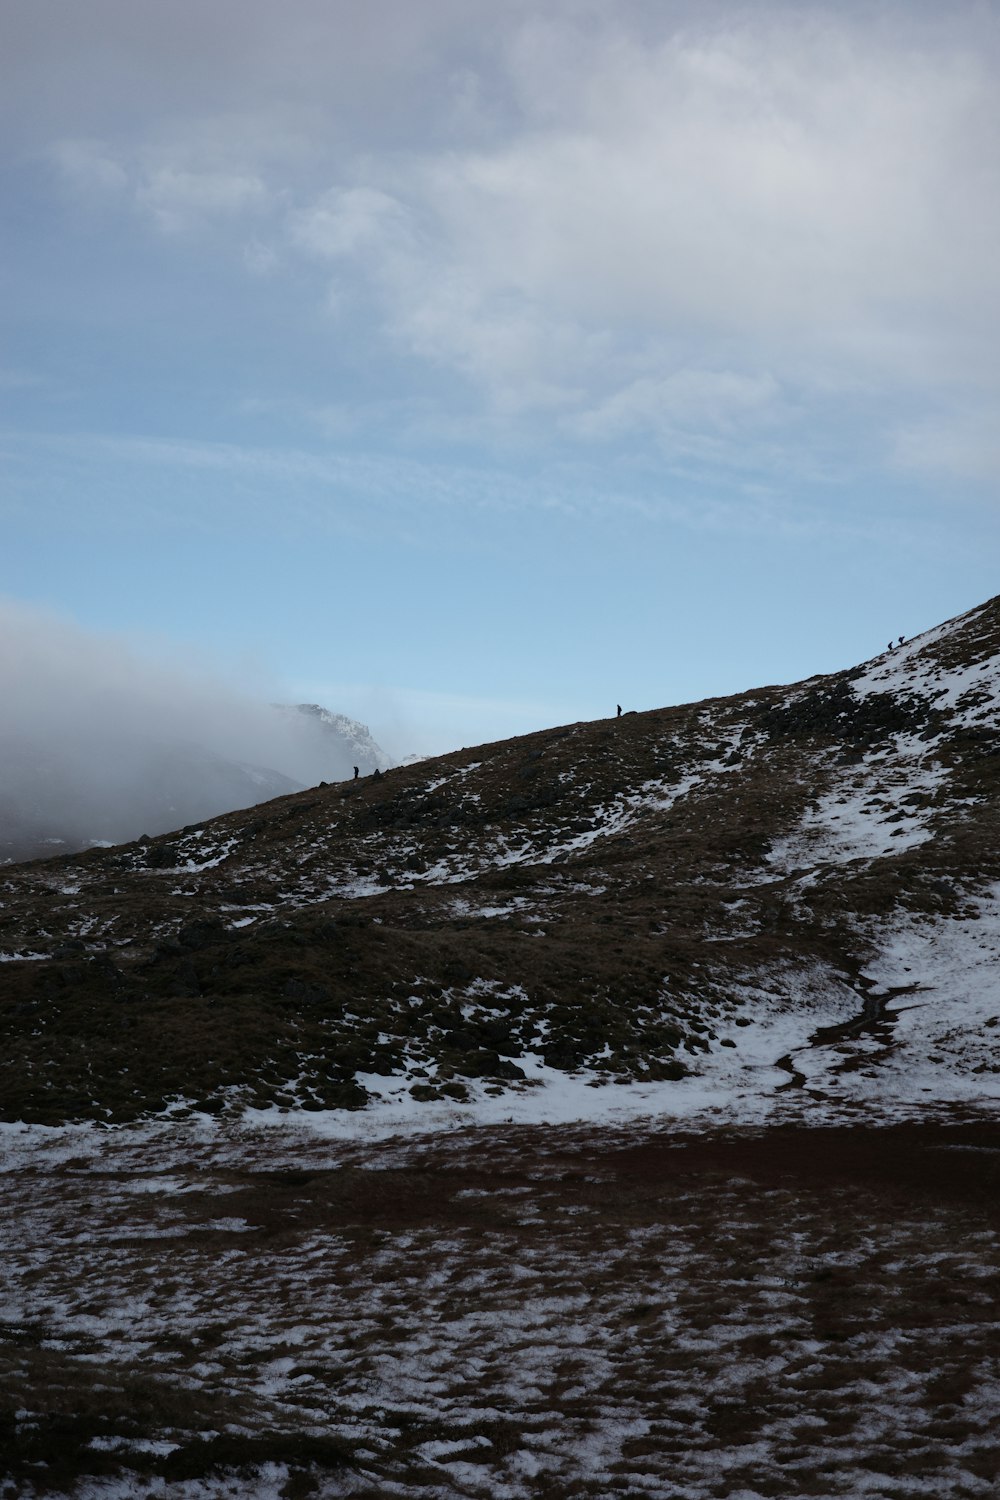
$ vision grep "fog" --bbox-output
[0,599,384,860]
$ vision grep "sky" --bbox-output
[2,0,999,759]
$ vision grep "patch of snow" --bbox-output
[423,761,483,793]
[179,837,240,872]
[817,888,1000,1107]
[852,604,1000,734]
[767,742,947,873]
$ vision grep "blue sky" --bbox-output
[3,0,999,758]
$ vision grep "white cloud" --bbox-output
[292,678,564,759]
[892,410,1000,485]
[243,237,279,275]
[290,186,408,259]
[136,167,268,233]
[47,138,129,198]
[568,369,783,443]
[25,4,1000,483]
[280,7,1000,451]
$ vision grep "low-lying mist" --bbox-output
[0,599,386,861]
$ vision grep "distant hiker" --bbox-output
[616,704,622,717]
[373,767,382,780]
[898,634,905,646]
[887,642,893,652]
[353,765,359,780]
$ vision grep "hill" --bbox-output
[2,594,999,1129]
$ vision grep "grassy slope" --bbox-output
[1,598,999,1125]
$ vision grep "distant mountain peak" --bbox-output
[279,702,392,771]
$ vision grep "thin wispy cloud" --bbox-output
[3,427,939,551]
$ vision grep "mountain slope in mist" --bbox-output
[0,703,389,864]
[276,701,391,779]
[2,594,1000,1127]
[0,732,298,863]
[0,599,393,861]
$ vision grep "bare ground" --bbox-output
[2,1114,998,1498]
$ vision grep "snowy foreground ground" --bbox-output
[2,1106,999,1500]
[3,598,1000,1496]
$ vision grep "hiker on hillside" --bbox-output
[353,766,359,780]
[617,704,622,717]
[898,635,905,647]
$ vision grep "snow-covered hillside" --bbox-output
[1,594,1000,1132]
[3,597,1000,1500]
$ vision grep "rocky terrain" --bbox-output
[1,595,999,1498]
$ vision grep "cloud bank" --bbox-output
[0,600,380,860]
[17,0,1000,481]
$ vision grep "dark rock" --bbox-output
[214,886,252,905]
[491,1058,527,1081]
[443,1028,477,1052]
[162,960,202,997]
[177,919,226,951]
[144,844,178,869]
[281,979,329,1006]
[322,1080,369,1110]
[543,1043,584,1071]
[450,1048,504,1078]
[757,679,938,748]
[442,958,475,983]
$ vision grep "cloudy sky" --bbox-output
[3,0,999,757]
